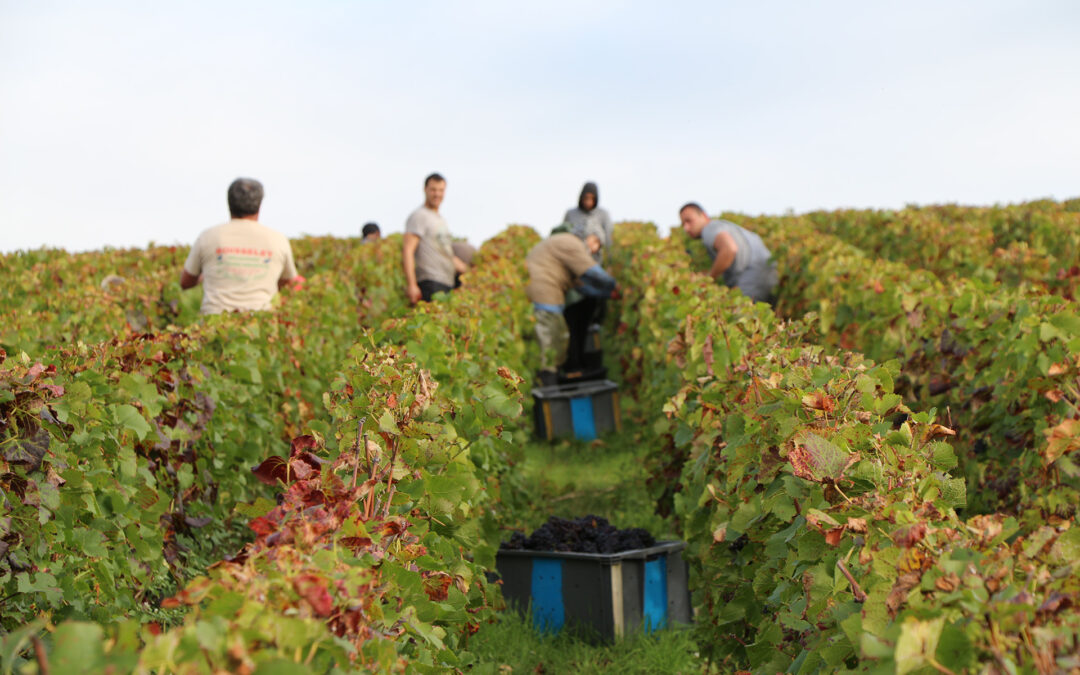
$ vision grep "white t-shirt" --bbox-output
[183,218,297,315]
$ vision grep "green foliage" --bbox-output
[607,221,1080,674]
[775,200,1080,299]
[741,212,1080,522]
[1,227,543,672]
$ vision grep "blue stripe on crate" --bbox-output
[570,396,597,440]
[643,556,668,632]
[530,559,565,633]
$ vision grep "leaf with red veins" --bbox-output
[789,433,859,483]
[251,456,290,486]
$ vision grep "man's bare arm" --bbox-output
[708,231,738,280]
[180,270,200,289]
[452,255,468,275]
[402,233,422,304]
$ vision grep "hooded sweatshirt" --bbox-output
[562,182,614,255]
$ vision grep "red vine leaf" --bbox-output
[292,574,335,617]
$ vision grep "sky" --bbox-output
[1,1,1079,253]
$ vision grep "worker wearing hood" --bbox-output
[562,182,614,260]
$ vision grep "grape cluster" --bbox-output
[501,515,656,554]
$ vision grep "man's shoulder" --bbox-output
[407,205,444,222]
[704,219,737,237]
[193,220,232,243]
[550,232,588,254]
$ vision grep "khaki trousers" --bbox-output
[534,309,569,373]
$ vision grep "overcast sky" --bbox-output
[2,1,1078,253]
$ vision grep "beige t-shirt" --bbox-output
[405,206,456,287]
[183,219,297,315]
[525,233,598,306]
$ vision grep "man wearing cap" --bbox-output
[526,233,617,387]
[180,178,299,314]
[679,202,778,304]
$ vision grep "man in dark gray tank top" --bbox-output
[678,202,778,304]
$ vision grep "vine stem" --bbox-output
[32,636,50,675]
[350,417,366,489]
[835,559,867,602]
[381,436,399,518]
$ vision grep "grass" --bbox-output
[500,429,674,539]
[471,424,713,673]
[466,610,707,675]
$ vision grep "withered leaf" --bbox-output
[886,571,922,617]
[1043,419,1080,466]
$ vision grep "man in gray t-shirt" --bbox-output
[403,173,467,303]
[679,202,778,304]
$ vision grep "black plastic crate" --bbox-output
[532,379,621,441]
[495,541,692,641]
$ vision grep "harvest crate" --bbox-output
[532,379,621,441]
[495,541,692,641]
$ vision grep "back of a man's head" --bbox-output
[228,178,264,218]
[362,222,381,238]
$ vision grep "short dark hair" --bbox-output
[362,222,380,237]
[228,178,264,217]
[679,202,705,216]
[424,173,446,187]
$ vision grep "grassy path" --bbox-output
[468,431,711,674]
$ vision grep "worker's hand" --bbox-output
[406,283,422,305]
[291,274,306,291]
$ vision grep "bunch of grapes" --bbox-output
[501,515,656,554]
